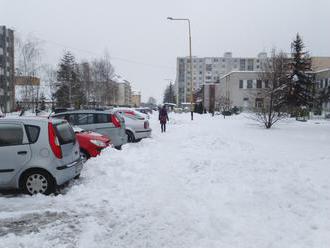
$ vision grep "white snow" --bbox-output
[1,113,330,248]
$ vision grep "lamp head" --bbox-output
[167,17,173,20]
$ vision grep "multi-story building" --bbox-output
[177,51,330,111]
[175,52,268,106]
[112,75,132,106]
[0,26,14,112]
[131,91,141,107]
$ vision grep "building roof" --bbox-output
[220,70,261,80]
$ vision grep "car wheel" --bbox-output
[21,170,55,195]
[126,130,135,143]
[80,150,90,163]
[134,138,142,143]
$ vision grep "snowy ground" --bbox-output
[1,113,330,248]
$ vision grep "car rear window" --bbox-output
[25,125,40,143]
[0,124,24,146]
[54,122,76,145]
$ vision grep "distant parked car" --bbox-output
[0,117,82,195]
[52,110,127,150]
[73,126,111,162]
[135,107,152,115]
[114,108,152,143]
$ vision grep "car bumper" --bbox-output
[55,158,83,186]
[134,129,152,139]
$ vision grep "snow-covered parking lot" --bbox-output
[1,113,330,248]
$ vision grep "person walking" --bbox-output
[159,105,169,133]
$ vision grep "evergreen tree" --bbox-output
[55,51,86,108]
[285,34,315,114]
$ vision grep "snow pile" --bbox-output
[0,113,330,247]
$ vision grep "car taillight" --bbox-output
[48,122,62,159]
[144,121,149,129]
[111,114,121,128]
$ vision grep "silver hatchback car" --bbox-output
[53,110,127,149]
[114,108,152,143]
[0,117,82,195]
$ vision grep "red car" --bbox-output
[73,127,111,162]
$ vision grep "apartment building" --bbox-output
[0,26,14,112]
[175,52,268,106]
[131,91,141,107]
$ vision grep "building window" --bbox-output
[257,80,262,88]
[239,80,243,88]
[255,98,264,108]
[205,64,212,71]
[247,59,254,71]
[264,80,269,88]
[240,59,246,70]
[247,80,253,88]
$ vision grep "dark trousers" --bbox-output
[161,123,166,132]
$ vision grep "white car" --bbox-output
[0,110,4,118]
[114,108,152,142]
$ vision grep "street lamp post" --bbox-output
[167,17,194,120]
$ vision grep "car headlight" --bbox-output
[90,139,107,147]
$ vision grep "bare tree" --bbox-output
[91,52,117,106]
[15,34,43,110]
[251,51,290,128]
[41,65,57,110]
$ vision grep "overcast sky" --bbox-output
[1,0,330,102]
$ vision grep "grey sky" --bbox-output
[1,0,330,102]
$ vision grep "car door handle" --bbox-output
[17,151,27,155]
